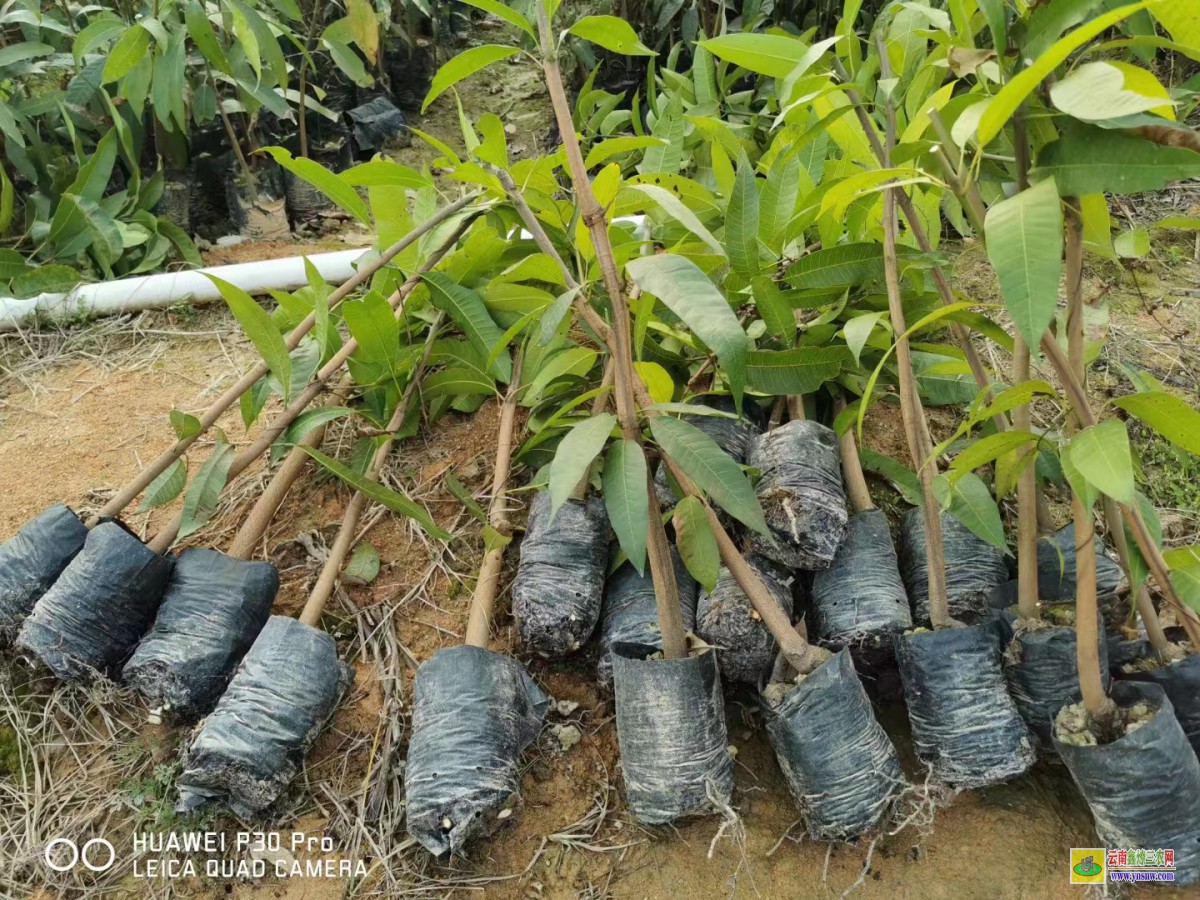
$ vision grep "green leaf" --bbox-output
[759,150,800,252]
[157,218,202,267]
[638,95,684,175]
[340,160,431,189]
[603,440,649,574]
[843,311,884,366]
[137,458,187,512]
[751,276,796,343]
[73,17,124,64]
[459,0,536,40]
[549,413,616,519]
[208,275,292,401]
[342,291,400,377]
[1033,125,1200,196]
[346,0,379,64]
[102,24,151,84]
[700,33,807,78]
[0,248,28,279]
[0,42,52,68]
[984,178,1064,350]
[787,243,885,289]
[260,147,370,224]
[423,272,512,382]
[10,265,79,298]
[1070,419,1136,503]
[626,254,751,409]
[324,37,373,87]
[859,448,923,506]
[178,440,236,539]
[0,166,12,235]
[746,346,849,395]
[673,495,718,591]
[1049,61,1175,122]
[626,183,724,255]
[726,153,761,278]
[301,446,451,540]
[978,0,1007,54]
[977,1,1152,147]
[948,430,1040,477]
[1163,545,1200,615]
[344,541,381,585]
[422,45,520,112]
[933,472,1008,553]
[567,15,654,56]
[1114,226,1151,259]
[68,130,118,203]
[170,408,203,440]
[444,471,488,523]
[650,416,769,537]
[1113,391,1200,455]
[586,136,669,169]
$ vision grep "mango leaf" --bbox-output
[859,448,923,506]
[787,243,884,289]
[459,0,535,40]
[746,346,849,395]
[985,178,1063,349]
[73,17,124,64]
[626,254,751,409]
[649,416,769,537]
[549,413,616,519]
[1050,61,1175,122]
[933,472,1009,553]
[178,439,236,539]
[344,541,380,585]
[673,495,718,591]
[10,265,79,298]
[568,15,654,56]
[301,446,451,540]
[170,408,203,440]
[586,136,668,169]
[948,430,1040,477]
[1162,545,1200,615]
[626,183,724,254]
[208,275,292,400]
[1069,419,1136,503]
[423,272,513,381]
[422,45,520,112]
[186,0,231,74]
[1114,226,1151,258]
[633,361,674,404]
[1033,125,1200,196]
[340,160,431,188]
[102,24,150,83]
[137,458,187,513]
[259,147,370,224]
[751,276,796,343]
[700,33,806,78]
[1124,491,1161,595]
[603,439,649,573]
[1113,391,1200,455]
[346,0,379,63]
[726,153,761,278]
[759,150,800,252]
[67,130,118,203]
[979,0,1007,54]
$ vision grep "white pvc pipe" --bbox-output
[0,249,368,332]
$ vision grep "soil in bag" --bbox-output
[999,607,1109,748]
[746,420,848,571]
[347,96,410,158]
[0,503,89,641]
[405,645,549,856]
[697,553,793,685]
[1053,681,1200,885]
[1120,653,1200,757]
[123,548,279,722]
[894,620,1035,788]
[1015,524,1124,603]
[611,642,734,824]
[154,171,192,232]
[652,395,762,513]
[189,150,235,241]
[226,164,290,241]
[811,509,911,656]
[899,507,1008,625]
[383,38,434,112]
[280,136,353,228]
[598,548,697,686]
[512,491,609,658]
[763,650,905,841]
[176,616,353,818]
[16,522,174,681]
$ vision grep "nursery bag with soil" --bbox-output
[895,620,1035,787]
[1000,609,1110,747]
[122,548,279,721]
[611,642,734,824]
[697,553,793,684]
[598,548,697,686]
[512,491,609,657]
[811,509,911,651]
[899,507,1009,624]
[176,616,352,817]
[765,649,905,840]
[16,522,174,680]
[1026,524,1124,601]
[746,420,848,571]
[0,503,89,639]
[347,96,409,156]
[405,645,549,855]
[1053,681,1200,885]
[1120,653,1200,757]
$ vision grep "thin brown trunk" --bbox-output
[835,394,873,515]
[787,395,806,421]
[1014,335,1040,620]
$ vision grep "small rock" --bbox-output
[727,745,738,758]
[215,234,247,247]
[555,699,579,717]
[504,123,517,135]
[552,724,582,751]
[498,807,513,819]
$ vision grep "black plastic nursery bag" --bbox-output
[123,548,279,721]
[611,643,734,824]
[747,420,848,571]
[895,620,1035,787]
[598,548,697,686]
[347,96,408,155]
[1120,653,1200,757]
[176,616,352,818]
[17,522,173,680]
[765,650,905,841]
[697,553,793,684]
[811,510,911,650]
[405,645,549,855]
[512,491,609,657]
[1053,681,1200,885]
[1029,524,1124,601]
[899,507,1009,625]
[0,503,89,639]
